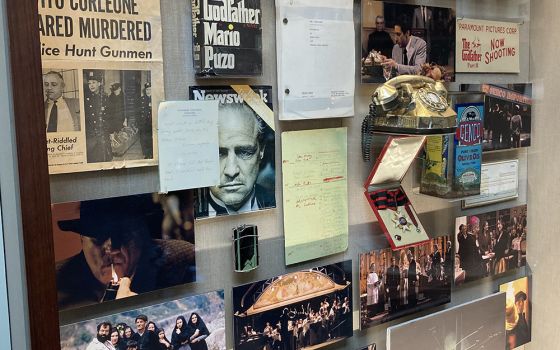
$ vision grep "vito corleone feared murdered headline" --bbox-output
[39,0,155,59]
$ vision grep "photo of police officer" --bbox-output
[83,69,154,163]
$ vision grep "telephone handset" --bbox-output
[361,75,457,161]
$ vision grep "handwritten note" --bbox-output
[158,100,219,193]
[282,128,348,265]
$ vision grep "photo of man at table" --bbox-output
[454,204,527,286]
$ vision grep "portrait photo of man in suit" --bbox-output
[42,70,81,133]
[382,22,427,75]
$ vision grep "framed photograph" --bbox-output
[59,290,225,350]
[500,276,531,349]
[359,237,452,330]
[361,1,456,83]
[387,293,506,349]
[232,261,353,350]
[455,204,527,286]
[52,191,196,311]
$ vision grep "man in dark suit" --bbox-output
[84,70,112,163]
[204,102,275,217]
[134,315,159,350]
[432,244,442,280]
[407,251,417,307]
[385,257,401,313]
[383,22,427,76]
[457,224,480,282]
[512,291,530,346]
[43,71,80,132]
[444,241,453,282]
[366,16,394,58]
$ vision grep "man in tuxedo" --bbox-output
[366,16,394,58]
[385,257,401,313]
[383,22,427,75]
[407,251,417,307]
[43,71,80,133]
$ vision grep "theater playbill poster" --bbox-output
[38,0,164,173]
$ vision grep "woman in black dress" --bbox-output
[187,312,210,350]
[157,328,173,350]
[171,316,189,350]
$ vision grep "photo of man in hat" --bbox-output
[54,192,196,311]
[84,70,113,163]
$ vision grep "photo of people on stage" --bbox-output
[359,237,452,330]
[455,204,527,286]
[483,84,532,151]
[233,261,352,350]
[59,290,225,350]
[361,2,456,83]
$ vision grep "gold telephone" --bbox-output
[361,75,457,161]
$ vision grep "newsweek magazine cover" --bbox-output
[189,85,276,219]
[39,1,163,173]
[191,0,263,77]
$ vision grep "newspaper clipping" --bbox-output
[39,0,163,173]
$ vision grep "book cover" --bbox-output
[192,0,263,77]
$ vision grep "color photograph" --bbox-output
[359,237,452,330]
[361,2,456,83]
[52,191,196,311]
[59,290,225,350]
[500,277,531,349]
[483,84,532,151]
[386,293,506,350]
[455,204,527,286]
[232,261,353,350]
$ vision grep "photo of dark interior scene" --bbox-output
[233,261,353,350]
[455,204,527,286]
[52,191,196,311]
[359,237,452,330]
[361,2,456,82]
[483,84,532,151]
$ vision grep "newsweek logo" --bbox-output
[461,37,482,63]
[456,106,482,146]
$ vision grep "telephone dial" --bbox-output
[362,75,457,161]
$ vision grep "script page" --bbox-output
[282,127,348,265]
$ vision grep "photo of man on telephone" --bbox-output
[361,2,456,83]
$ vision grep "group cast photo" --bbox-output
[232,261,353,350]
[455,204,528,286]
[361,2,456,82]
[359,237,452,330]
[52,191,197,311]
[59,290,226,350]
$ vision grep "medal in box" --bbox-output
[364,136,430,250]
